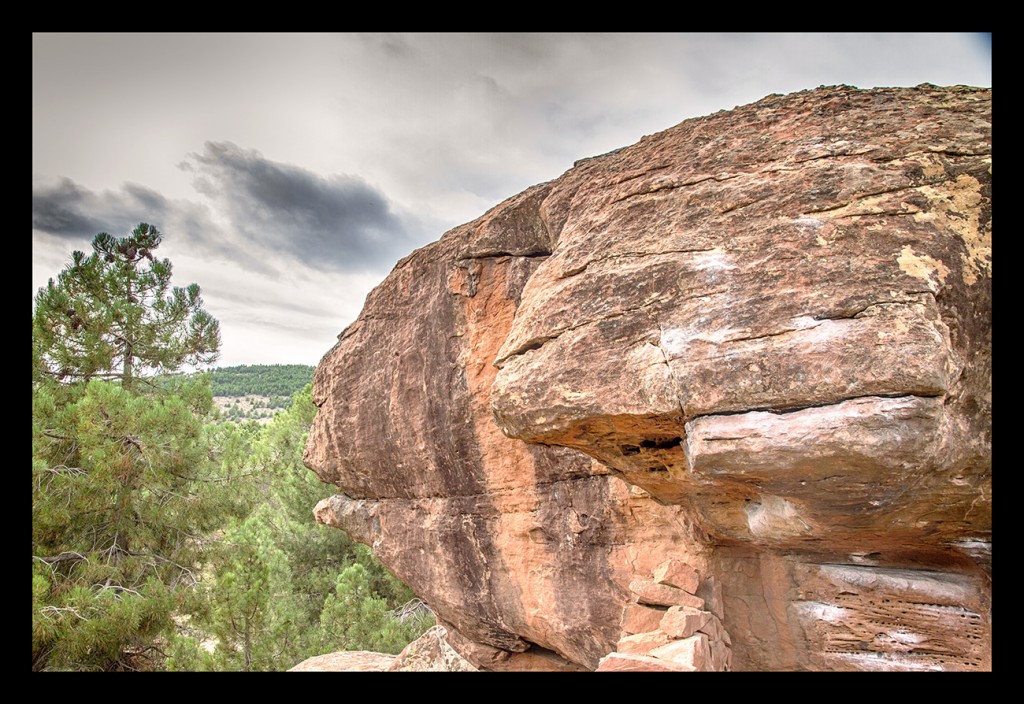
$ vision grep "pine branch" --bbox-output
[33,551,88,565]
[38,605,90,621]
[43,465,87,477]
[95,584,143,598]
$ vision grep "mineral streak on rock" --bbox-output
[305,85,991,670]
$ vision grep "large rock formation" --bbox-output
[304,85,991,671]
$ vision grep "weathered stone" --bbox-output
[439,620,587,672]
[660,606,711,640]
[597,652,696,672]
[650,634,712,670]
[697,613,730,646]
[620,603,668,635]
[630,579,705,609]
[616,630,673,655]
[306,85,992,671]
[288,651,396,672]
[386,625,479,671]
[789,563,991,672]
[709,640,732,672]
[696,576,724,621]
[653,559,700,594]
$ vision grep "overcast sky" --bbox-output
[32,33,991,368]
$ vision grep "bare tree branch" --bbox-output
[38,605,90,621]
[33,551,88,565]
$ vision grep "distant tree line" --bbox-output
[209,365,315,399]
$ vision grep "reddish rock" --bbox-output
[697,613,730,646]
[696,576,724,621]
[386,625,479,671]
[616,630,673,655]
[597,652,696,672]
[660,606,711,640]
[710,640,732,672]
[288,651,396,672]
[439,620,586,672]
[650,634,712,671]
[653,559,700,594]
[629,579,705,609]
[306,86,991,671]
[620,603,668,635]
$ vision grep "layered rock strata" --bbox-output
[305,85,991,671]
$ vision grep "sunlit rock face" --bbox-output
[305,85,991,671]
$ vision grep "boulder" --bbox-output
[306,85,991,670]
[288,651,396,672]
[597,652,696,672]
[653,559,701,594]
[660,606,712,640]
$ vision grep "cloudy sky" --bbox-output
[32,33,991,368]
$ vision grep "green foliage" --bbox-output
[31,225,228,671]
[201,508,297,671]
[31,376,239,671]
[33,223,220,389]
[33,228,427,671]
[171,384,430,670]
[208,364,314,398]
[316,563,430,654]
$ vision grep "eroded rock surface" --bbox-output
[305,85,991,671]
[288,651,396,672]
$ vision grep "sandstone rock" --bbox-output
[650,634,712,671]
[660,606,711,640]
[597,652,696,672]
[697,613,730,646]
[620,603,668,635]
[288,651,396,672]
[439,620,587,671]
[616,630,673,655]
[386,625,479,671]
[653,559,700,594]
[306,85,991,671]
[630,579,705,609]
[710,640,732,672]
[696,576,724,621]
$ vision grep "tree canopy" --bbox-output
[33,223,220,390]
[33,224,429,671]
[32,224,231,671]
[209,365,315,398]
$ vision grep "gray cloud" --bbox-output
[31,142,422,279]
[32,177,151,239]
[31,176,284,278]
[182,141,422,273]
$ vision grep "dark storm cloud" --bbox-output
[32,179,182,240]
[182,141,421,273]
[31,176,281,277]
[32,177,127,238]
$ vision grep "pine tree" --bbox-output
[31,376,243,670]
[32,225,231,671]
[203,508,295,671]
[170,385,430,669]
[33,223,219,390]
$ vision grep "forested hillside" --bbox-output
[209,365,314,398]
[205,365,315,423]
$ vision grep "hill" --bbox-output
[207,364,315,423]
[209,364,315,397]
